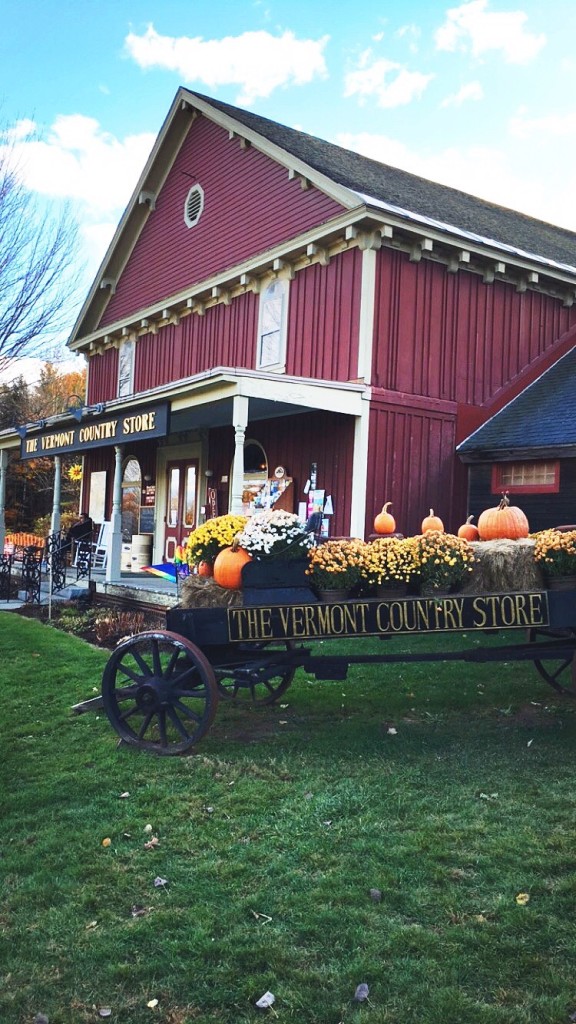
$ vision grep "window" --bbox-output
[492,461,560,494]
[184,184,204,228]
[256,279,288,370]
[121,458,142,541]
[118,338,135,397]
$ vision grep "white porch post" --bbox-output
[230,395,249,514]
[350,400,371,540]
[107,445,124,582]
[0,449,7,553]
[50,456,62,537]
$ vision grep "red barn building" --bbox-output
[3,87,576,577]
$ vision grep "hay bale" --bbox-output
[461,538,545,594]
[178,576,243,609]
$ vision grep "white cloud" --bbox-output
[335,130,576,231]
[344,55,434,107]
[2,115,155,216]
[0,115,156,283]
[124,25,329,106]
[441,80,484,106]
[509,109,576,139]
[435,0,546,64]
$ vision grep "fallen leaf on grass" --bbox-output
[85,920,98,930]
[144,823,153,833]
[101,837,111,847]
[354,983,370,1002]
[255,991,275,1008]
[98,1010,112,1018]
[369,888,382,902]
[154,876,168,888]
[387,727,397,735]
[119,791,130,798]
[144,837,160,850]
[147,998,159,1008]
[515,892,530,905]
[131,905,150,918]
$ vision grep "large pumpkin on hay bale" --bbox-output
[477,493,529,541]
[213,541,252,590]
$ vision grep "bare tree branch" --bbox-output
[0,124,82,369]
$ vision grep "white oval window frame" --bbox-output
[184,184,205,228]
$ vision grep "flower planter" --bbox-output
[317,588,355,602]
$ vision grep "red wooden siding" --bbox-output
[208,411,355,538]
[134,292,259,392]
[373,249,576,406]
[86,347,119,405]
[99,116,344,328]
[286,249,362,380]
[367,395,458,538]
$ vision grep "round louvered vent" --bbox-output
[184,184,204,228]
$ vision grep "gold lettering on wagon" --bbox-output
[227,593,549,643]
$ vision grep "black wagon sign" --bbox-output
[227,591,551,643]
[20,402,169,460]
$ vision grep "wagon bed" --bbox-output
[82,573,576,755]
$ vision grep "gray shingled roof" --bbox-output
[197,92,576,271]
[457,346,576,461]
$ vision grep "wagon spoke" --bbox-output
[166,706,193,739]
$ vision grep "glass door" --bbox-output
[164,459,198,560]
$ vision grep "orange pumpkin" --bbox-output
[374,501,396,535]
[421,508,444,533]
[197,560,213,578]
[213,541,252,589]
[477,493,529,541]
[457,515,480,542]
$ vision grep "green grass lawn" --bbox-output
[2,611,576,1023]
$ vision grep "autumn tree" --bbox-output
[4,363,87,529]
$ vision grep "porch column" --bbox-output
[230,395,249,514]
[106,445,124,582]
[0,449,7,554]
[50,456,62,537]
[350,400,371,539]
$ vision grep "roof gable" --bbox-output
[97,111,344,330]
[70,86,576,346]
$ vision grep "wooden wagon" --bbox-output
[86,562,576,755]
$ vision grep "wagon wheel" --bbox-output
[214,641,296,706]
[528,627,576,697]
[101,630,218,755]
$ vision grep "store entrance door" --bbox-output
[164,459,198,560]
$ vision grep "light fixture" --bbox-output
[70,407,84,422]
[15,425,27,439]
[204,469,214,478]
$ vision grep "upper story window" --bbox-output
[118,338,135,397]
[184,184,204,228]
[256,279,289,371]
[492,460,560,494]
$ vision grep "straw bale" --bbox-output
[178,576,243,608]
[460,538,545,594]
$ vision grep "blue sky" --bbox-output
[2,0,576,374]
